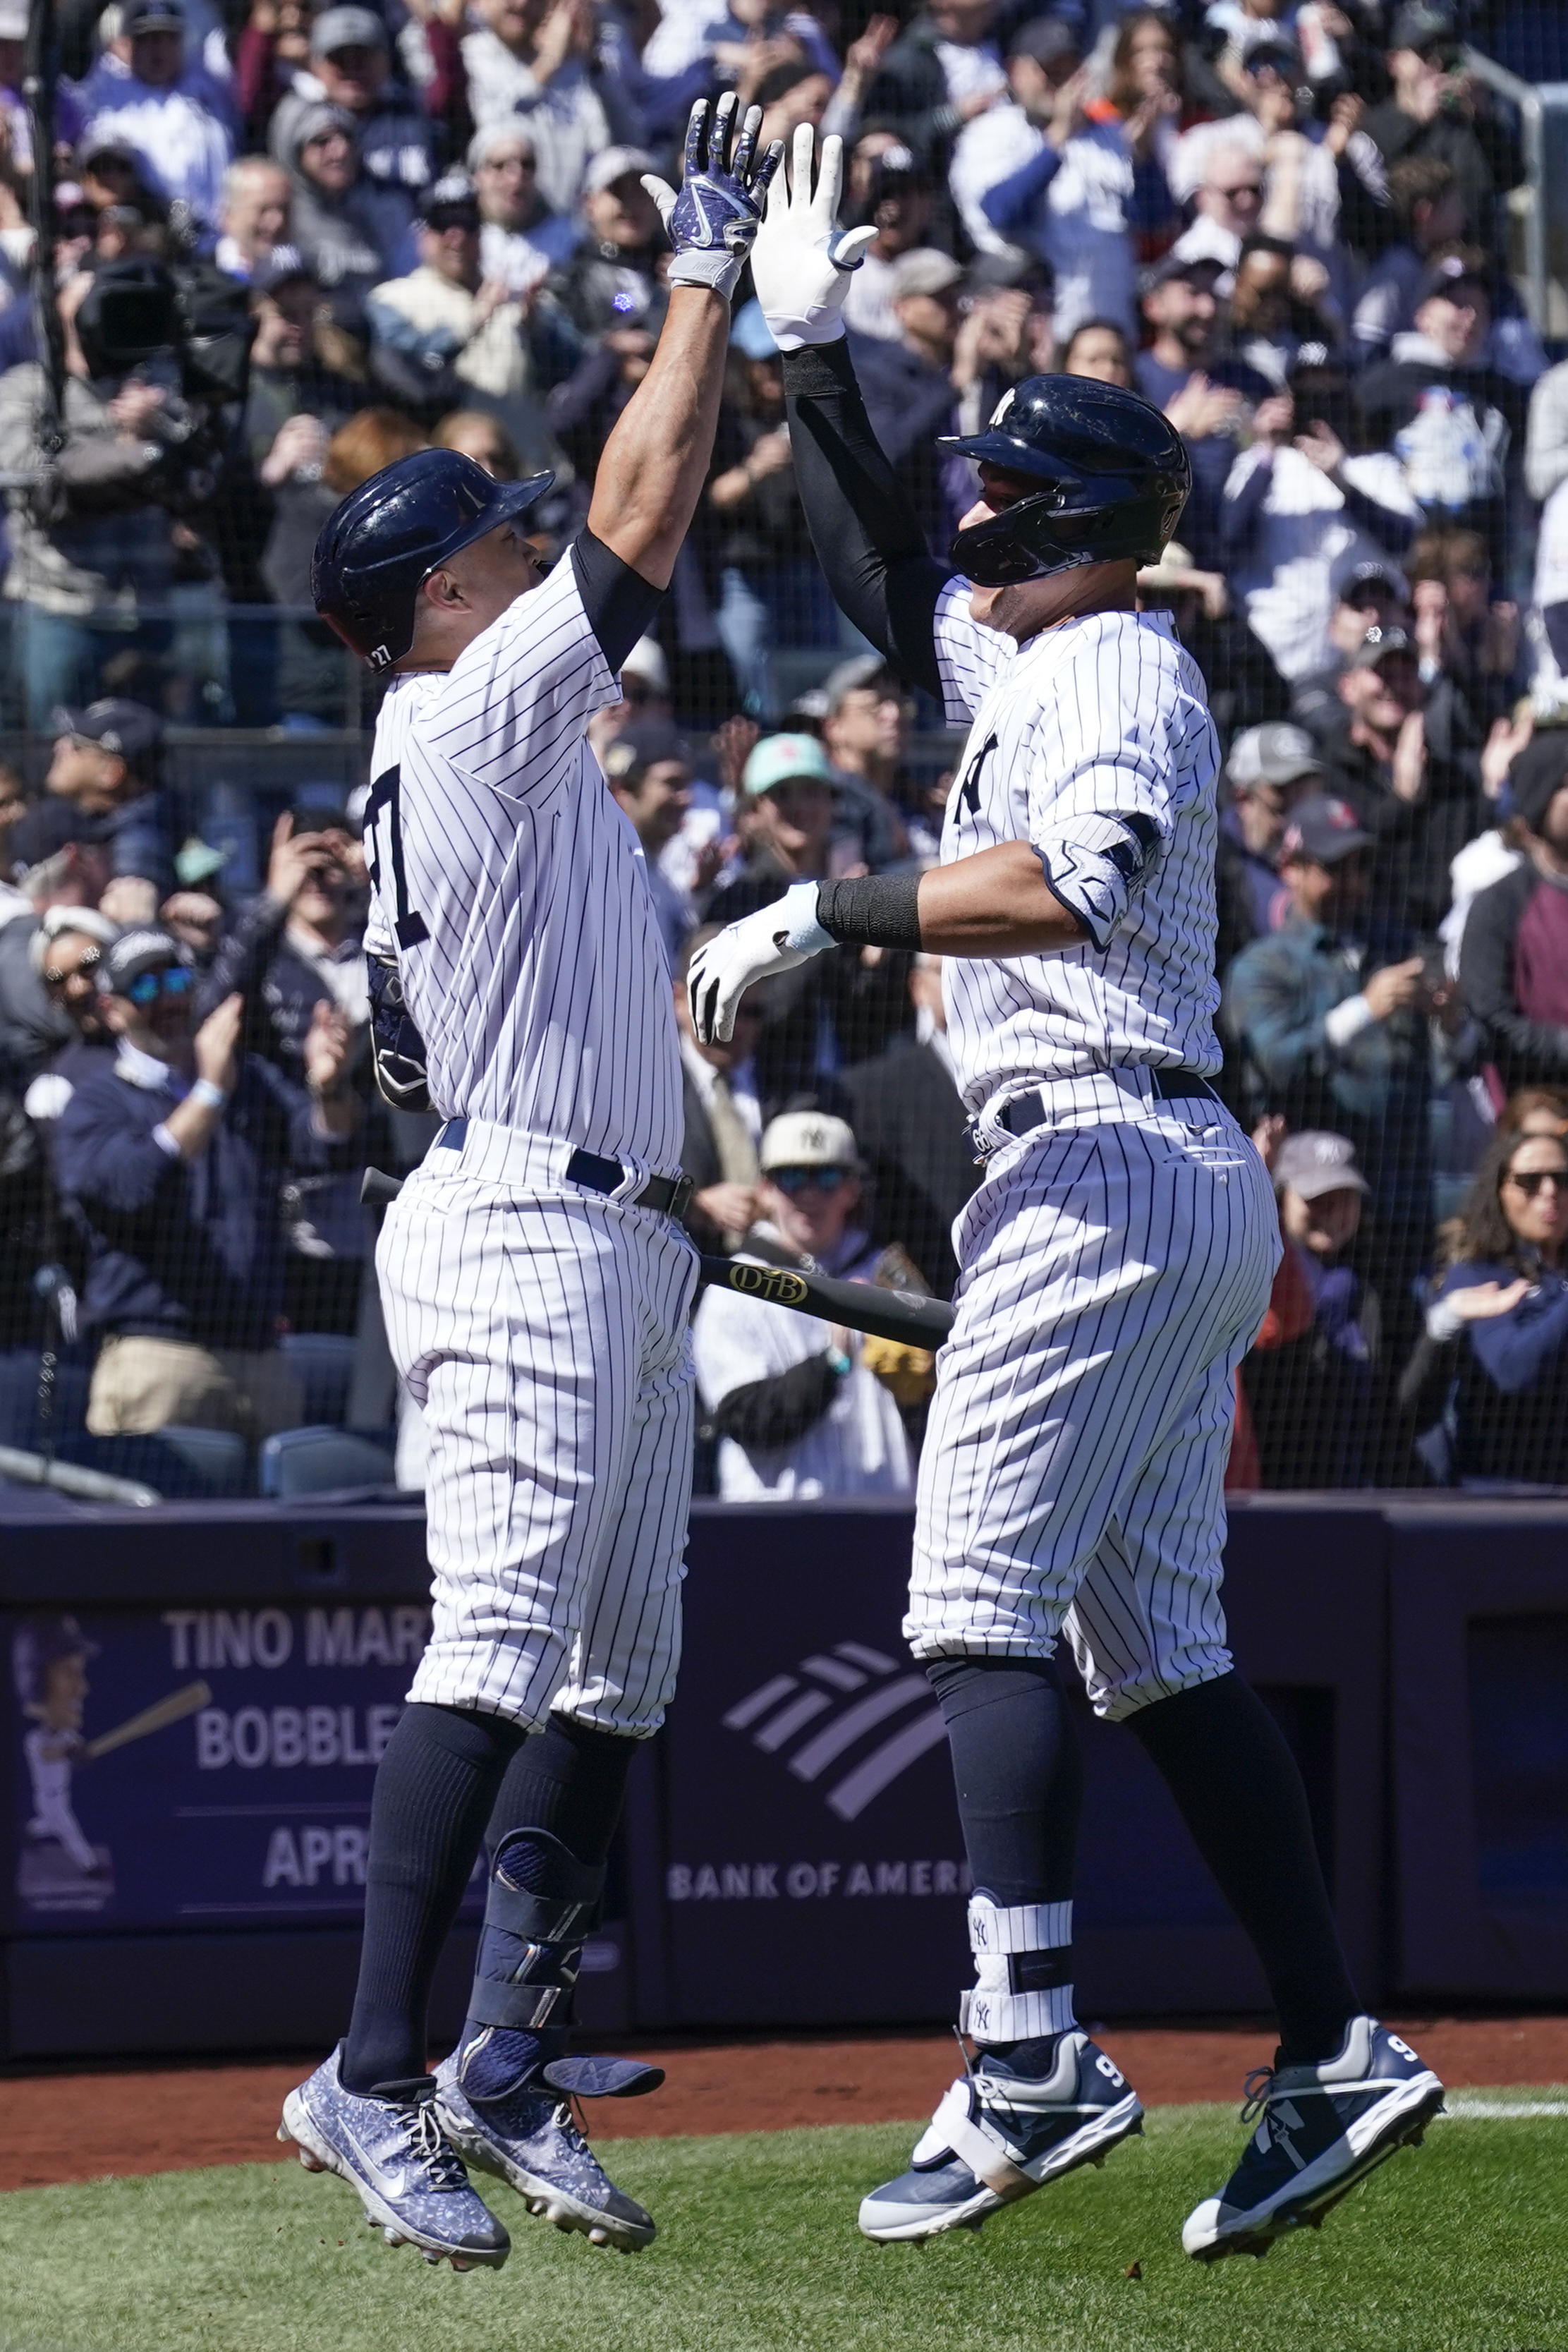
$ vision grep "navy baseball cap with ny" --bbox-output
[312,447,553,672]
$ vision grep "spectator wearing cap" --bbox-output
[692,1110,916,1501]
[1222,354,1422,687]
[847,248,972,553]
[270,6,436,222]
[214,154,293,284]
[1459,729,1568,1093]
[839,953,978,1298]
[820,656,916,871]
[44,700,172,916]
[602,725,698,967]
[280,104,408,326]
[469,125,581,301]
[552,149,666,342]
[1289,559,1410,736]
[1242,1126,1380,1488]
[707,310,833,722]
[0,803,111,1089]
[672,923,767,1258]
[1362,2,1521,248]
[840,142,937,345]
[707,734,912,1095]
[55,927,358,1443]
[1350,154,1464,364]
[1224,792,1433,1244]
[1136,254,1258,567]
[461,0,619,219]
[366,174,560,479]
[1407,1125,1568,1489]
[1356,251,1526,586]
[707,734,839,925]
[1313,622,1482,934]
[952,18,1141,346]
[1217,722,1324,964]
[73,0,238,232]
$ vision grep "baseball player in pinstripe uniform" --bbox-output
[278,99,781,2272]
[692,129,1444,2261]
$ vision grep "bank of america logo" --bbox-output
[722,1644,946,1822]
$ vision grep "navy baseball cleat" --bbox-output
[858,2030,1144,2242]
[434,2044,658,2251]
[1182,2015,1445,2261]
[279,2047,509,2270]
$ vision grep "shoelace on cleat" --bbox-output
[1239,2067,1277,2126]
[404,2100,469,2190]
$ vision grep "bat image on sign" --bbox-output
[361,1169,955,1348]
[82,1680,213,1762]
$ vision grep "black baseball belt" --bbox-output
[999,1067,1220,1140]
[432,1119,693,1220]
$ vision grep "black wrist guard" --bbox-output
[815,871,924,952]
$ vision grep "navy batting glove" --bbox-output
[642,95,783,301]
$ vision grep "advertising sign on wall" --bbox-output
[4,1603,480,1935]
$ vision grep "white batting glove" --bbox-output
[750,124,876,352]
[687,880,833,1043]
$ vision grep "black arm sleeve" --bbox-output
[569,527,664,675]
[782,340,952,703]
[710,1354,841,1450]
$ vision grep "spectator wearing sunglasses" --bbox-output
[44,700,173,922]
[692,1110,915,1501]
[0,801,112,1093]
[54,927,360,1445]
[21,909,121,1132]
[1410,1125,1568,1487]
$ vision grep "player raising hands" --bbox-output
[693,126,1444,2262]
[282,99,780,2274]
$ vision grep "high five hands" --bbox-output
[642,94,784,302]
[751,123,877,351]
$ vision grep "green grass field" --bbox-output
[4,2097,1565,2352]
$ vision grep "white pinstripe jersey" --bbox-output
[931,577,1222,1117]
[363,558,684,1170]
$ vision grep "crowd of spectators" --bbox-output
[0,0,1563,1494]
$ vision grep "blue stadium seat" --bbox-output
[279,1332,360,1426]
[56,1426,249,1499]
[259,1425,397,1498]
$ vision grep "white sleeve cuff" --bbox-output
[1425,1297,1466,1341]
[151,1122,182,1159]
[1323,993,1375,1049]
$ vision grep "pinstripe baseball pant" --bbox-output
[378,1136,700,1735]
[906,1093,1280,1720]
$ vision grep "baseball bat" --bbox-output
[83,1679,213,1762]
[360,1169,954,1346]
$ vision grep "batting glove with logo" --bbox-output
[642,95,782,302]
[687,880,832,1043]
[750,124,877,351]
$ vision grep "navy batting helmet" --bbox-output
[311,447,553,672]
[940,376,1190,588]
